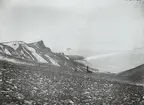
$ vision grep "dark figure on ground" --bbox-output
[3,63,7,69]
[86,66,92,73]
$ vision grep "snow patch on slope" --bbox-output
[3,42,20,50]
[5,49,11,55]
[86,53,120,61]
[22,47,35,60]
[26,46,47,63]
[45,54,60,66]
[0,55,34,66]
[65,56,70,60]
[0,44,4,48]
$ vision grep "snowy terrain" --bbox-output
[86,48,144,73]
[0,40,87,71]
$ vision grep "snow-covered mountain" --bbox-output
[0,40,86,71]
[0,41,58,64]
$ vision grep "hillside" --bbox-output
[87,48,144,73]
[117,63,144,84]
[0,40,87,72]
[0,61,144,105]
[0,41,144,105]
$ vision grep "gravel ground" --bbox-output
[0,65,144,105]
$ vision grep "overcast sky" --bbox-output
[0,0,144,56]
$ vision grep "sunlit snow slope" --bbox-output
[0,40,86,70]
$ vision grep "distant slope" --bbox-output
[87,48,144,73]
[0,52,36,66]
[0,40,86,71]
[0,40,59,65]
[117,64,144,83]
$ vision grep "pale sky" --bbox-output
[0,0,144,55]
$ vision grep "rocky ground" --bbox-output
[1,63,144,105]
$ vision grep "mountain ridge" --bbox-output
[0,40,87,72]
